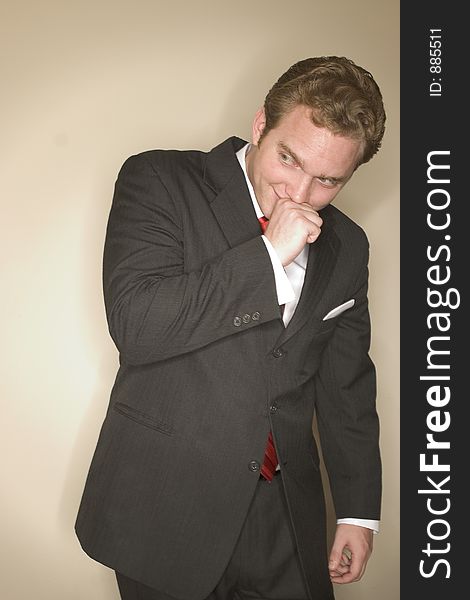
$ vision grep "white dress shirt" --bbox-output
[236,143,379,534]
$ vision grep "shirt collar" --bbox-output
[236,143,264,219]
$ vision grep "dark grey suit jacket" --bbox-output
[75,137,381,600]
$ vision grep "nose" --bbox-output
[286,172,312,203]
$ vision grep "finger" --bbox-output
[277,198,320,218]
[328,546,343,573]
[329,563,350,577]
[330,555,367,584]
[303,213,323,228]
[297,202,322,219]
[306,228,321,243]
[330,562,364,584]
[296,202,319,213]
[304,210,322,227]
[329,558,351,573]
[330,572,357,584]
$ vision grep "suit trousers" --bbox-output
[115,473,311,600]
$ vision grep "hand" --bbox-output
[328,524,374,584]
[263,198,322,266]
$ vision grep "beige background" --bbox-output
[1,1,399,598]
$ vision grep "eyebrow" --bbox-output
[278,141,347,184]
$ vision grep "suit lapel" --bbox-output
[203,137,261,247]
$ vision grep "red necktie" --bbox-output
[258,215,269,233]
[258,215,279,481]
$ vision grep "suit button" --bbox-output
[269,405,278,414]
[248,460,260,472]
[233,316,242,327]
[252,312,260,321]
[272,348,285,358]
[242,314,251,324]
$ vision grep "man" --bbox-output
[75,56,386,600]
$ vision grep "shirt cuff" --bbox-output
[261,235,295,306]
[336,518,380,534]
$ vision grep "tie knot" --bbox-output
[258,216,269,233]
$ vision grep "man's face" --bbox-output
[245,104,364,219]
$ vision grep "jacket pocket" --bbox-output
[113,401,173,435]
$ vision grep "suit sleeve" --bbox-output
[102,154,281,366]
[314,242,382,520]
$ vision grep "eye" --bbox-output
[317,176,338,188]
[279,152,297,166]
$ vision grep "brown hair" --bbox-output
[260,56,386,166]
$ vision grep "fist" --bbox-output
[263,199,323,266]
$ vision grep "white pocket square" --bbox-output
[322,299,355,321]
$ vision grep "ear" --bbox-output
[251,107,266,146]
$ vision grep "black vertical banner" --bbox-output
[401,4,465,598]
